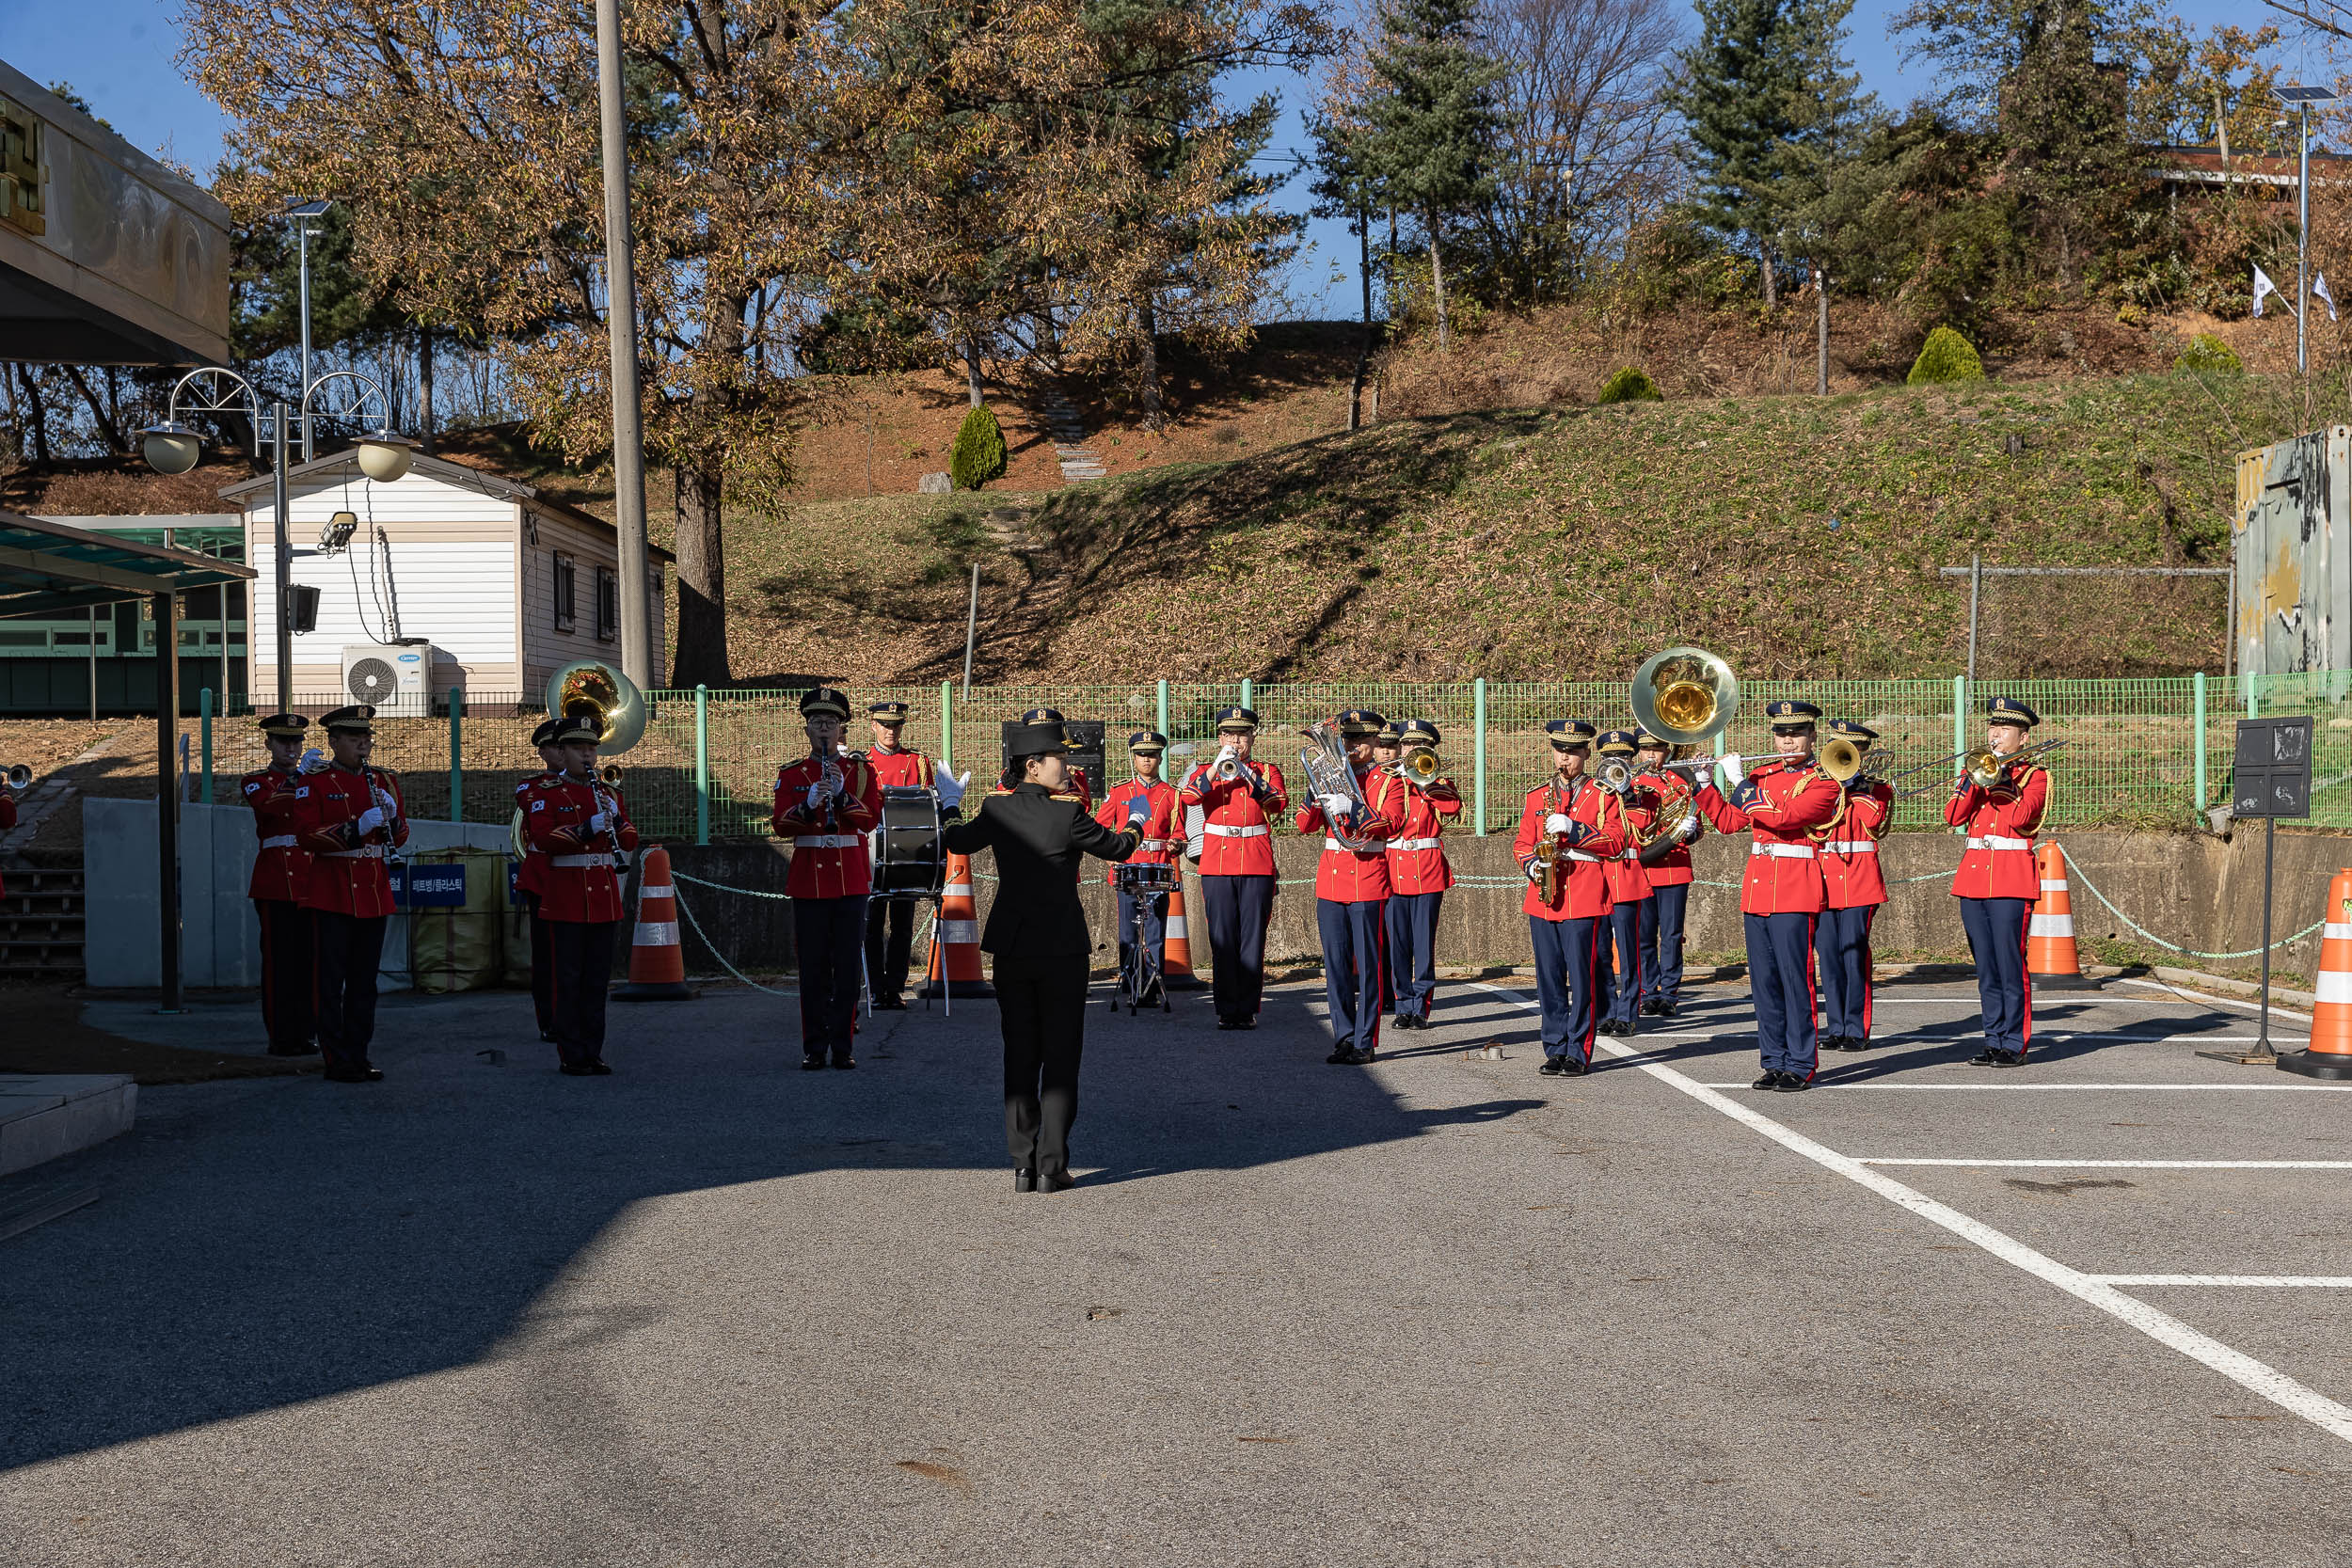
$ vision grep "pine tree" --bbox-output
[1348,0,1505,349]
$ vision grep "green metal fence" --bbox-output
[189,672,2352,842]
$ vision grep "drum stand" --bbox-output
[920,892,952,1017]
[1113,891,1171,1017]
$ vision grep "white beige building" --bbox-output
[224,451,669,708]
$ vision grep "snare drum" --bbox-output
[873,786,946,896]
[1114,861,1177,895]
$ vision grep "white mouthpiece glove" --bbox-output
[1543,813,1573,835]
[355,806,386,836]
[935,769,969,810]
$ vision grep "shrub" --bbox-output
[2173,332,2244,376]
[1596,366,1662,404]
[948,404,1008,490]
[1906,325,1985,385]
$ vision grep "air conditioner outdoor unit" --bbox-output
[340,642,435,717]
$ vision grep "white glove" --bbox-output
[804,781,827,811]
[1126,795,1152,822]
[1525,859,1547,884]
[1675,813,1701,844]
[935,769,968,810]
[587,812,610,834]
[1320,794,1352,817]
[355,806,385,836]
[1543,812,1573,835]
[1718,752,1746,788]
[1215,745,1237,769]
[299,748,323,771]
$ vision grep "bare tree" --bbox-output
[1476,0,1685,301]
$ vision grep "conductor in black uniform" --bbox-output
[942,721,1150,1193]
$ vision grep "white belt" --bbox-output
[1388,837,1442,853]
[549,854,611,868]
[1824,840,1878,854]
[1205,823,1268,838]
[260,835,296,849]
[1138,839,1172,851]
[1617,847,1641,862]
[792,834,861,848]
[1967,835,2030,851]
[1751,844,1816,860]
[324,846,383,860]
[1324,837,1382,854]
[1564,850,1601,863]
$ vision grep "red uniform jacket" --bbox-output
[1513,776,1629,921]
[1697,762,1842,915]
[1819,779,1895,910]
[295,765,410,918]
[771,752,883,898]
[866,745,934,790]
[1639,769,1702,887]
[524,774,642,923]
[1947,762,2049,900]
[1295,765,1406,903]
[1381,773,1461,895]
[1600,787,1657,903]
[1092,779,1181,885]
[515,773,557,898]
[1179,760,1289,877]
[242,765,313,902]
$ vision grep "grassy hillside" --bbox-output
[708,369,2301,687]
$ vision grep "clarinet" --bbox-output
[362,766,404,866]
[587,770,628,872]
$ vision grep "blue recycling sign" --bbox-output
[392,863,469,909]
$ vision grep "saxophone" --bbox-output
[1538,780,1568,903]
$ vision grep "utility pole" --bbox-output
[2279,86,2343,375]
[596,0,654,688]
[285,198,332,462]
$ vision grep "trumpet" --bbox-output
[1595,756,1637,795]
[1214,750,1249,784]
[1391,746,1443,784]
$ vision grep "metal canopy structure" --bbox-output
[0,509,257,1010]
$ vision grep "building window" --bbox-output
[553,552,577,632]
[595,566,617,642]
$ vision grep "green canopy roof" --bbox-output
[0,509,255,619]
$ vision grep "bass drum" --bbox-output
[873,786,946,896]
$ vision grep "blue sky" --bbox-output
[0,0,2304,316]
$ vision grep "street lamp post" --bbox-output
[139,367,417,712]
[285,198,334,462]
[2278,86,2342,375]
[594,0,653,689]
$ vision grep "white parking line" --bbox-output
[1464,982,2352,1447]
[1860,1159,2352,1169]
[1696,1082,2352,1091]
[2090,1275,2352,1289]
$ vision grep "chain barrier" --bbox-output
[2047,841,2328,961]
[668,884,795,996]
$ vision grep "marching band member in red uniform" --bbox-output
[242,712,317,1055]
[771,687,885,1069]
[863,699,936,1010]
[516,719,564,1045]
[1179,705,1289,1030]
[1633,726,1701,1018]
[1382,718,1460,1031]
[523,713,641,1074]
[294,705,410,1083]
[1296,709,1406,1065]
[1594,729,1659,1037]
[1815,719,1894,1053]
[1947,696,2051,1068]
[1093,731,1182,1005]
[1512,720,1628,1076]
[1694,700,1842,1091]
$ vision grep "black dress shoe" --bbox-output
[1037,1172,1076,1194]
[1352,1046,1377,1065]
[1014,1168,1037,1193]
[1967,1047,2000,1067]
[1752,1071,1780,1090]
[1656,1001,1677,1018]
[1559,1058,1588,1075]
[1327,1044,1357,1065]
[1638,998,1663,1017]
[874,994,907,1010]
[1540,1055,1569,1076]
[1991,1048,2026,1068]
[588,1060,613,1075]
[560,1063,596,1076]
[1774,1072,1812,1092]
[801,1054,828,1071]
[1216,1018,1237,1031]
[1235,1018,1257,1030]
[832,1054,856,1069]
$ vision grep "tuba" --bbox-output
[1299,718,1377,851]
[1631,646,1744,794]
[516,659,648,865]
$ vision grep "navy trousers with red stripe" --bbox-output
[1317,897,1387,1053]
[1959,895,2033,1056]
[1600,895,1654,1027]
[255,896,315,1050]
[547,917,620,1068]
[1529,915,1605,1064]
[1814,903,1878,1040]
[1745,911,1820,1080]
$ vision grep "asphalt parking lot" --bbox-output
[1,973,2346,1567]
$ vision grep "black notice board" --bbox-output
[2233,716,2314,819]
[1000,719,1105,793]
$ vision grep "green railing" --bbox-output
[187,671,2352,841]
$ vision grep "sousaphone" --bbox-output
[513,659,649,860]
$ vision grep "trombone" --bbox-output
[1390,745,1443,785]
[1890,737,2069,798]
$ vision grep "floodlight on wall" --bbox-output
[320,510,359,553]
[137,421,205,476]
[354,431,419,483]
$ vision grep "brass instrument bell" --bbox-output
[1818,736,1865,784]
[545,658,648,756]
[1631,646,1739,748]
[1397,746,1442,784]
[0,764,29,790]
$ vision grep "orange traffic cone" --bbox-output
[2027,843,2094,989]
[2281,868,2352,1080]
[922,850,994,999]
[1162,870,1203,990]
[614,846,696,1001]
